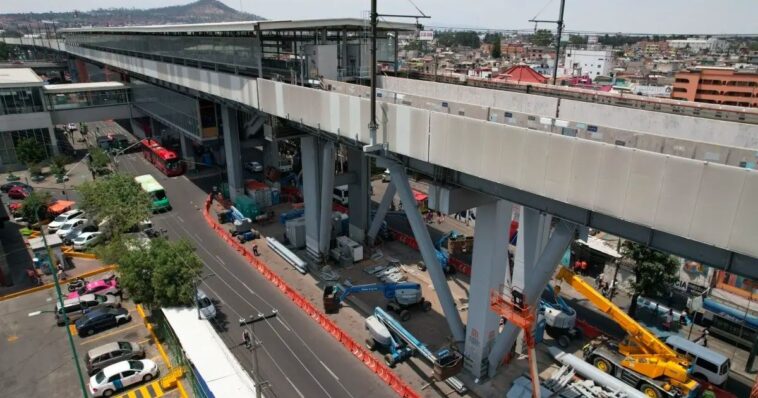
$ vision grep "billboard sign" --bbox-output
[419,30,434,41]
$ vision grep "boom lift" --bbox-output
[323,282,432,321]
[541,284,580,348]
[554,267,699,398]
[421,230,460,273]
[365,307,466,394]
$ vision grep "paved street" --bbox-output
[116,153,396,398]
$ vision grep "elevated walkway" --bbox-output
[44,81,132,123]
[6,36,758,279]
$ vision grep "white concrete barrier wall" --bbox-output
[560,100,758,150]
[66,46,758,260]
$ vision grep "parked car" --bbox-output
[55,293,120,326]
[73,231,104,251]
[196,289,217,320]
[56,218,90,238]
[88,359,159,397]
[75,307,131,337]
[85,341,145,376]
[0,181,31,193]
[244,161,264,173]
[48,209,85,233]
[63,225,98,246]
[67,123,78,131]
[67,275,120,299]
[7,185,31,199]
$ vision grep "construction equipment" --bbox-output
[540,284,580,348]
[420,230,460,273]
[323,282,431,321]
[365,307,466,393]
[490,287,543,398]
[554,267,699,398]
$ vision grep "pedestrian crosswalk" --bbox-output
[113,380,164,398]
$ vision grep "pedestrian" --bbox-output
[56,263,68,281]
[663,309,673,330]
[211,186,219,203]
[680,308,689,326]
[694,329,709,347]
[595,274,605,289]
[242,329,252,349]
[252,244,260,257]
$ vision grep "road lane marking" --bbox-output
[320,360,340,381]
[80,324,140,344]
[285,376,306,398]
[214,255,224,265]
[277,317,291,332]
[176,216,185,223]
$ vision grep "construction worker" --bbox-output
[252,244,260,257]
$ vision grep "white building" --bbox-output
[667,37,728,53]
[562,49,614,79]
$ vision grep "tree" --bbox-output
[622,241,680,318]
[569,35,587,46]
[404,40,423,52]
[115,238,202,308]
[21,191,52,224]
[483,33,501,45]
[491,36,502,59]
[531,29,554,47]
[78,172,151,239]
[50,155,70,181]
[436,31,480,49]
[15,138,47,166]
[88,147,110,176]
[0,42,10,61]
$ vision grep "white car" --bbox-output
[56,218,90,238]
[66,123,78,131]
[244,161,263,173]
[89,359,159,397]
[73,232,104,251]
[48,209,85,233]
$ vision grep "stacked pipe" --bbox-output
[265,237,307,274]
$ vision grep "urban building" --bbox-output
[667,37,728,53]
[0,68,56,168]
[562,49,615,79]
[492,65,547,84]
[672,66,758,107]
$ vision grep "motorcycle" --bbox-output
[67,277,86,292]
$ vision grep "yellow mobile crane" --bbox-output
[554,267,700,398]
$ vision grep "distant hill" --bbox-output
[0,0,264,34]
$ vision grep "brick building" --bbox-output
[672,66,758,107]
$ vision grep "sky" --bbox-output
[3,0,757,35]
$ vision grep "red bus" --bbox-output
[141,139,184,177]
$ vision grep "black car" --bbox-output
[75,307,131,337]
[1,181,32,193]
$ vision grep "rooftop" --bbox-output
[0,68,45,88]
[60,18,419,34]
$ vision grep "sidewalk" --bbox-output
[0,256,109,298]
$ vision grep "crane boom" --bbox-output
[554,267,698,394]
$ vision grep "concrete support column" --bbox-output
[47,127,59,156]
[464,200,512,380]
[386,161,466,344]
[262,124,280,170]
[487,220,576,377]
[511,207,552,289]
[149,118,157,138]
[347,148,369,242]
[318,142,335,256]
[220,106,243,201]
[179,133,195,171]
[367,183,396,246]
[300,136,321,258]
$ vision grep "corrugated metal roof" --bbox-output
[0,68,44,88]
[60,18,418,34]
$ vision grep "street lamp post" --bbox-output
[35,211,89,397]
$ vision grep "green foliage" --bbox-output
[404,40,424,52]
[115,238,202,308]
[88,147,110,173]
[622,241,680,317]
[0,42,10,61]
[436,31,481,49]
[21,191,52,223]
[491,36,502,59]
[16,138,47,166]
[78,172,151,239]
[569,35,587,46]
[482,33,501,45]
[28,163,42,177]
[531,29,554,47]
[598,34,645,47]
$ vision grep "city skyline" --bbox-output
[2,0,757,35]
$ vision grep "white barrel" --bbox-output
[548,347,648,398]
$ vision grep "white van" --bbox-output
[196,289,217,320]
[665,335,730,385]
[333,185,349,205]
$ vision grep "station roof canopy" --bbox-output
[0,68,44,88]
[44,81,126,94]
[60,18,419,34]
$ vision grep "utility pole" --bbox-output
[37,212,89,398]
[529,0,566,85]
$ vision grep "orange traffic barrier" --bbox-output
[203,197,420,398]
